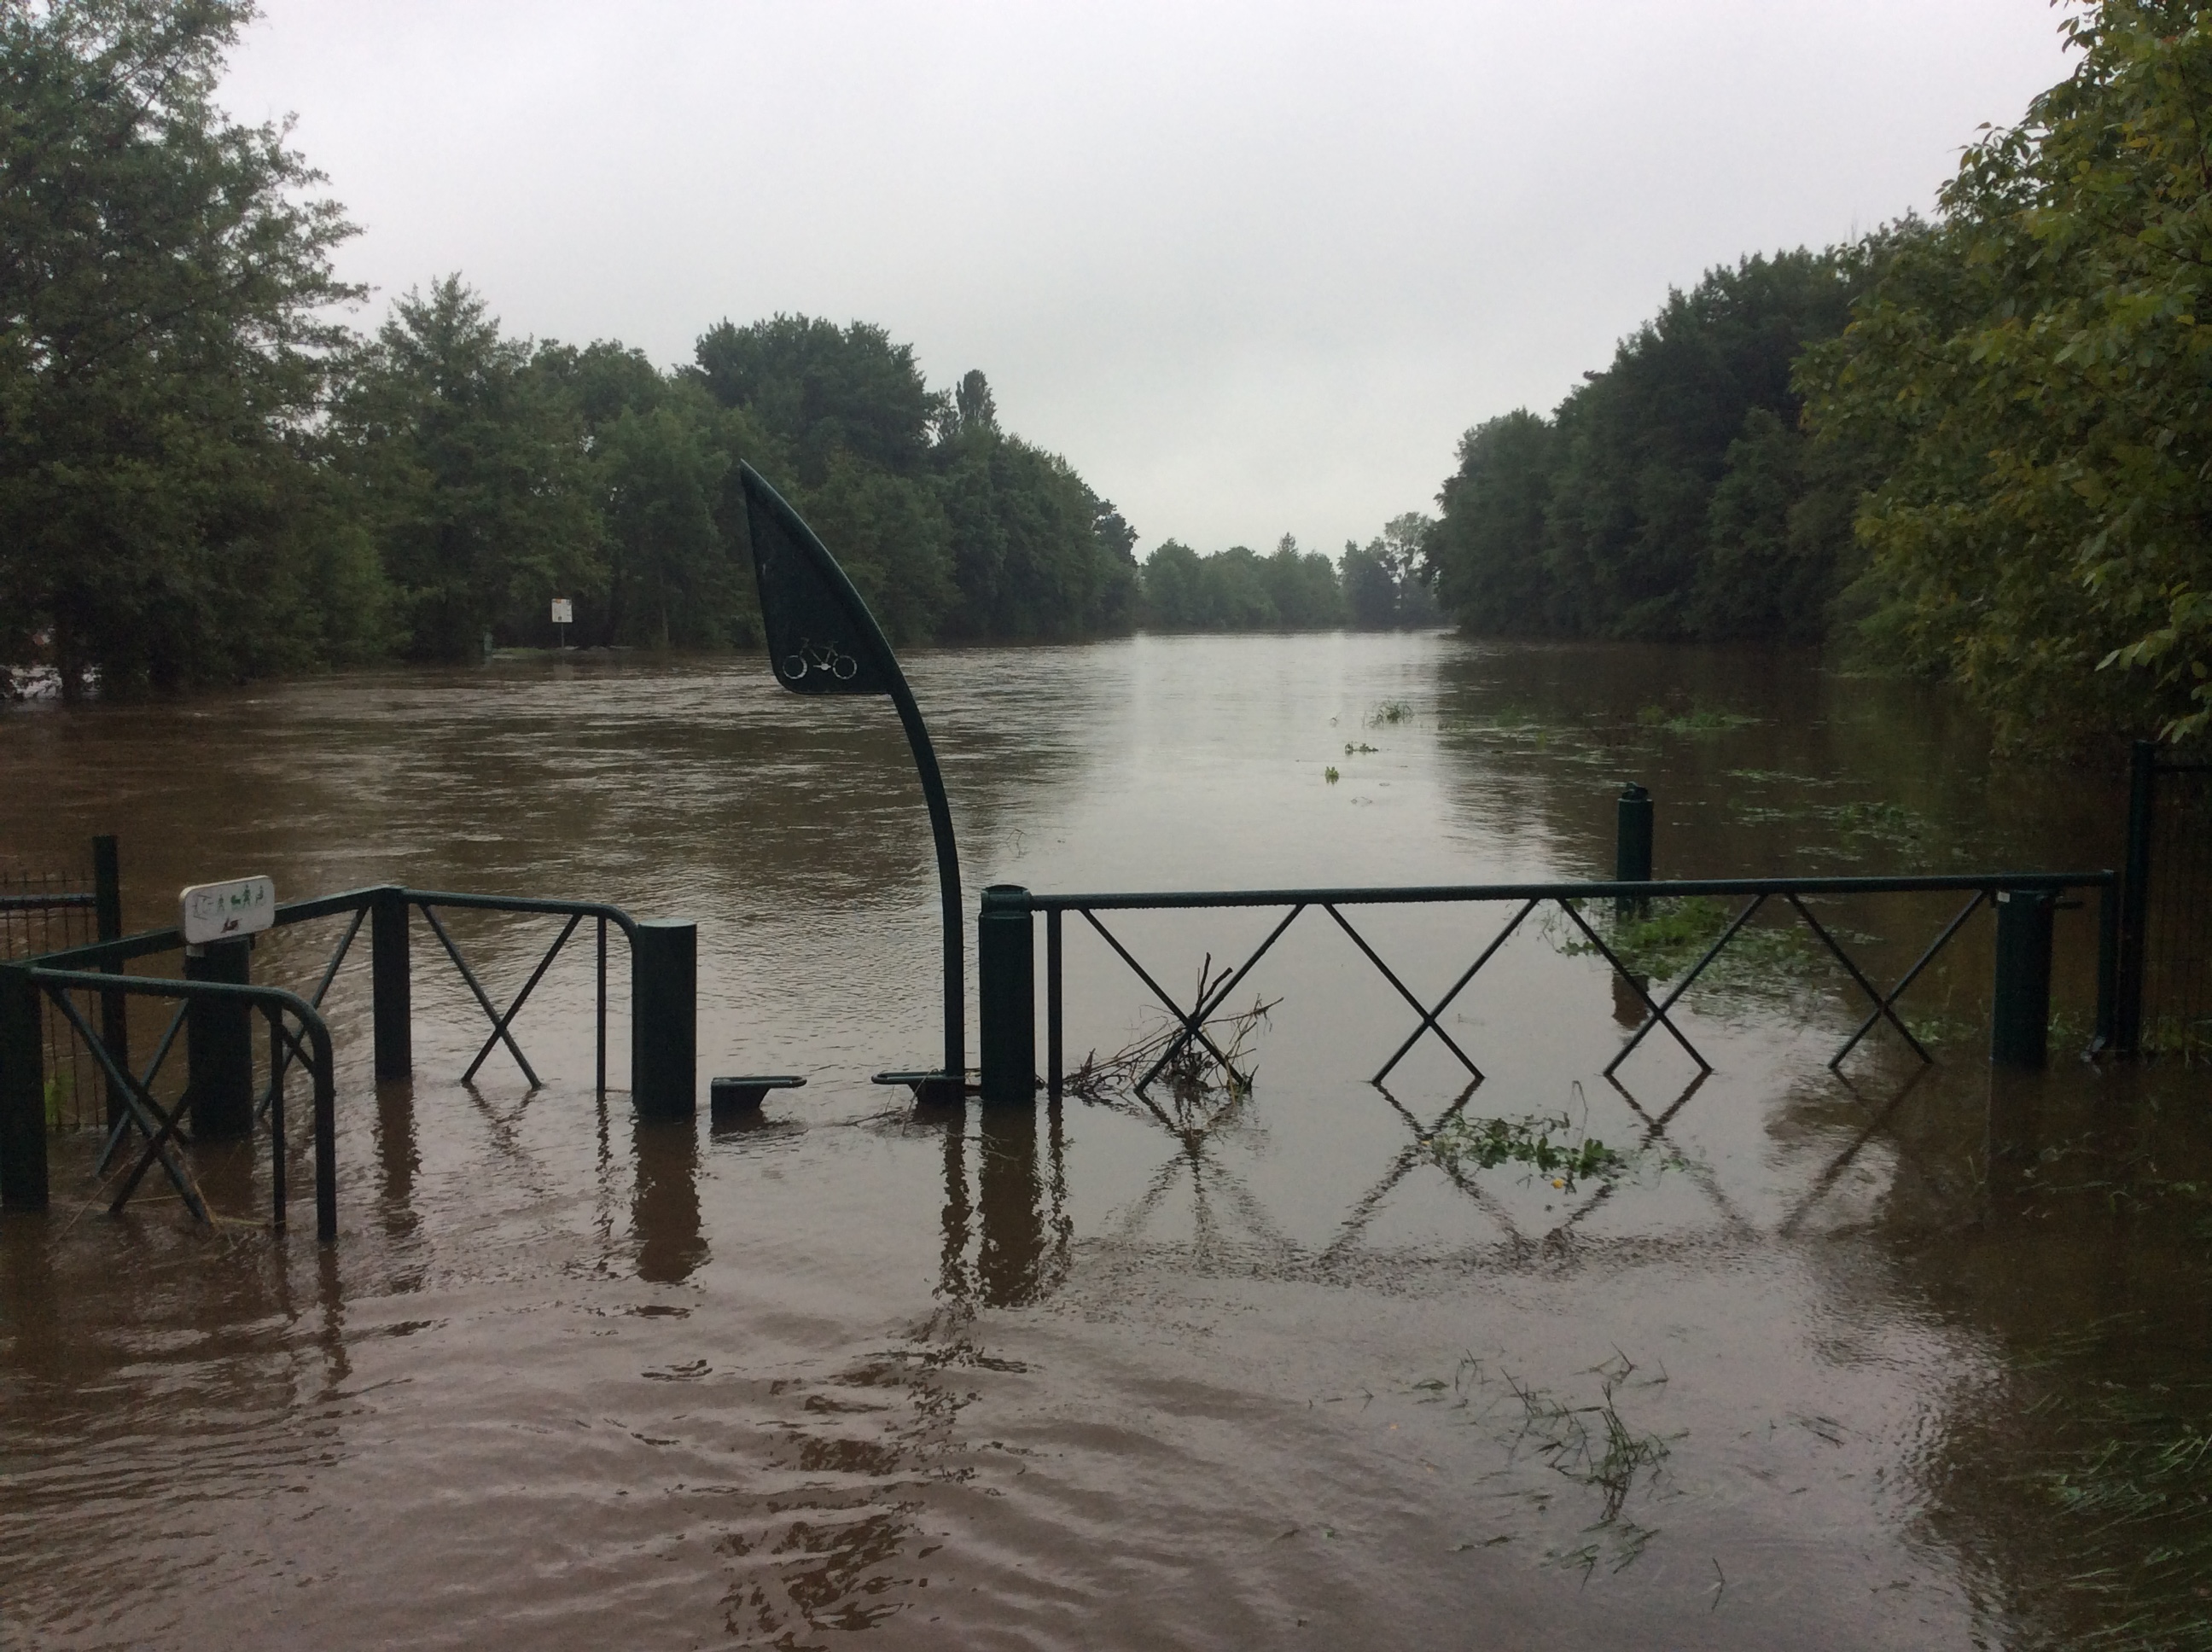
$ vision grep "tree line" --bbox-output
[0,1,1439,701]
[1420,0,2212,748]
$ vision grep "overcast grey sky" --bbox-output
[219,2,2073,557]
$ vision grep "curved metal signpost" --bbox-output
[739,465,966,1098]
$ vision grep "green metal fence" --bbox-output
[975,870,2118,1105]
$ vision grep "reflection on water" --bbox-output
[935,1100,1069,1309]
[0,635,2204,1649]
[632,1116,707,1284]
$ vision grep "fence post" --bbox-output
[1615,783,1653,918]
[979,886,1035,1106]
[1992,889,2056,1068]
[92,835,128,1132]
[632,920,696,1120]
[371,889,411,1081]
[2114,739,2156,1056]
[1046,906,1063,1100]
[0,964,47,1212]
[185,939,255,1138]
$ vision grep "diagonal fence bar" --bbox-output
[1324,905,1485,1085]
[459,912,582,1085]
[1784,894,1935,1067]
[1369,899,1537,1085]
[1603,895,1767,1078]
[1553,898,1712,1074]
[1829,892,1985,1068]
[418,902,542,1088]
[1133,904,1306,1091]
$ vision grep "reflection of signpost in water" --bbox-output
[739,464,965,1094]
[550,596,573,650]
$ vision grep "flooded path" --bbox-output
[2,634,2206,1649]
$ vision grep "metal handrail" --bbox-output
[24,968,336,1241]
[26,882,641,972]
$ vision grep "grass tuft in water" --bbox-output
[1443,1351,1676,1576]
[1366,700,1413,726]
[1545,896,1823,1003]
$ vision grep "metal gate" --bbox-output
[2116,742,2212,1057]
[0,837,120,1129]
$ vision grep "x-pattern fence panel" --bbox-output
[6,887,643,1237]
[1034,873,2114,1098]
[32,886,637,1102]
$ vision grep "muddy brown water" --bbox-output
[2,634,2208,1649]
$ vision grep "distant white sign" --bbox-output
[179,876,276,945]
[550,597,574,625]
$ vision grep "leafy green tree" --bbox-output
[337,277,602,660]
[597,398,732,649]
[795,453,954,646]
[1262,535,1345,627]
[1428,253,1868,644]
[1805,3,2212,745]
[694,314,938,484]
[1426,411,1560,631]
[1141,539,1206,626]
[1340,539,1400,628]
[0,0,370,695]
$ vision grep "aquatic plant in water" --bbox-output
[1423,1106,1630,1192]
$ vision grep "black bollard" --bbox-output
[0,964,47,1212]
[1615,782,1654,918]
[1992,889,2056,1068]
[632,920,696,1120]
[978,885,1035,1106]
[370,887,412,1081]
[185,938,255,1138]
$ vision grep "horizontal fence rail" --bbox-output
[987,871,2118,1102]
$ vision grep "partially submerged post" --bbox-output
[0,964,46,1211]
[632,919,696,1119]
[178,876,275,1140]
[371,886,411,1080]
[1615,783,1653,918]
[978,886,1035,1105]
[740,464,965,1094]
[1991,888,2056,1067]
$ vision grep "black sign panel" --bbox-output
[740,464,898,697]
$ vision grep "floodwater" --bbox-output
[1,633,2207,1650]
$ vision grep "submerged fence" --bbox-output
[1,881,698,1238]
[976,869,2118,1105]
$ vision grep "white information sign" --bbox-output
[550,597,574,625]
[179,875,276,945]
